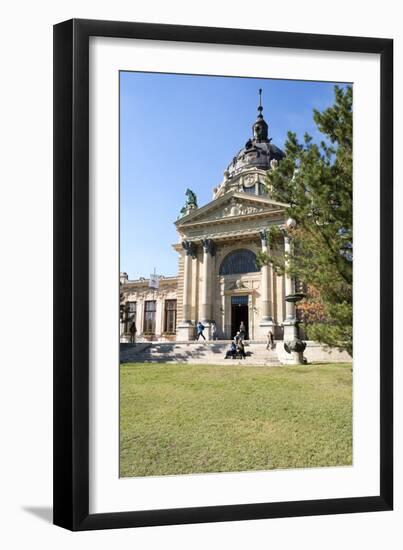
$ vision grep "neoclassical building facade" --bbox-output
[120,96,297,342]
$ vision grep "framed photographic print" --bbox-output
[53,19,393,530]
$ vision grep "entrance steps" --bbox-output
[120,340,281,366]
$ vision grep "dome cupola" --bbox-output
[224,89,284,178]
[212,89,285,200]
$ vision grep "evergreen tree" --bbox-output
[257,86,353,355]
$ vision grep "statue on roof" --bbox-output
[178,188,198,219]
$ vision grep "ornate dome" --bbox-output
[225,90,285,178]
[226,140,284,177]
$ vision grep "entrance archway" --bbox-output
[231,295,249,339]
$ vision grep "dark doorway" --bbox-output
[231,295,249,339]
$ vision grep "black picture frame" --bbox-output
[53,18,393,531]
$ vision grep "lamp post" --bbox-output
[284,292,306,363]
[282,218,306,365]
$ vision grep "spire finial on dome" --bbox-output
[257,88,263,118]
[252,88,268,141]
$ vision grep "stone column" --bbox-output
[155,297,163,340]
[259,230,273,322]
[284,233,296,321]
[120,315,129,343]
[119,303,125,339]
[279,229,306,365]
[258,230,274,339]
[136,298,144,341]
[181,240,195,323]
[177,241,196,341]
[201,239,215,324]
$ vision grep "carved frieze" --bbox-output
[184,219,282,241]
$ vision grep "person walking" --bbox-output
[266,330,274,350]
[234,331,241,345]
[130,321,137,345]
[211,320,218,341]
[196,321,206,340]
[239,321,246,340]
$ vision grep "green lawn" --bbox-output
[120,363,352,477]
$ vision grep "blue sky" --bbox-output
[120,72,347,279]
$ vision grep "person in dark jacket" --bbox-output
[196,321,206,340]
[129,321,137,345]
[237,339,246,359]
[225,342,237,359]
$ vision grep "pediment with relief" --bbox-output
[176,192,287,228]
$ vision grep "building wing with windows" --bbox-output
[120,93,294,342]
[120,274,178,341]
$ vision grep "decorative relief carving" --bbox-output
[226,279,247,291]
[185,221,279,241]
[218,202,264,218]
[191,200,280,224]
[243,173,256,188]
[180,196,282,225]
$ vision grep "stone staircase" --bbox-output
[120,341,281,366]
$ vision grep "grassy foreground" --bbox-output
[120,363,352,477]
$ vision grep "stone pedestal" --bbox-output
[201,322,212,341]
[279,320,306,365]
[176,322,195,341]
[256,319,276,340]
[283,319,298,341]
[278,348,305,365]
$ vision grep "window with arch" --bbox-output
[164,299,177,334]
[242,184,256,195]
[219,249,259,275]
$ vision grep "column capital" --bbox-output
[281,220,298,243]
[259,229,268,246]
[201,238,216,256]
[182,240,197,258]
[280,227,294,248]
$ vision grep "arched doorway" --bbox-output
[220,249,258,339]
[231,295,249,339]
